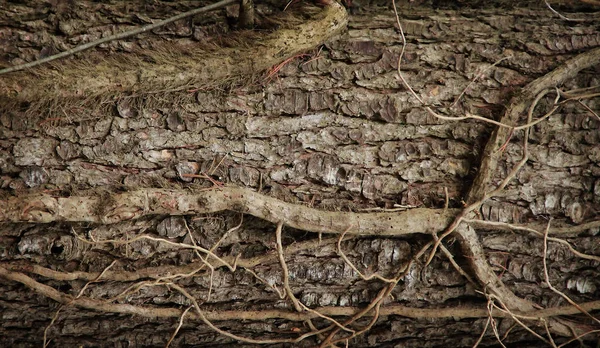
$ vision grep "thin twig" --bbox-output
[557,329,600,348]
[323,241,433,346]
[543,318,558,348]
[166,306,193,348]
[0,0,237,75]
[44,260,117,347]
[486,299,507,348]
[275,222,354,334]
[543,0,586,22]
[472,316,491,348]
[169,283,328,344]
[451,56,513,108]
[275,221,302,312]
[75,233,236,272]
[489,294,552,345]
[337,227,396,283]
[425,88,554,266]
[464,219,600,262]
[542,221,600,325]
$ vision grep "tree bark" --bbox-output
[1,0,599,347]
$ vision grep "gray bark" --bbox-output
[1,0,599,347]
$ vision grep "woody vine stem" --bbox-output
[1,0,600,346]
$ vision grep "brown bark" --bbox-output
[1,0,599,347]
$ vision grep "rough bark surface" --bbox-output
[1,0,599,347]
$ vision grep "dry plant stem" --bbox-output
[464,219,600,262]
[558,87,600,121]
[558,329,600,348]
[240,267,286,298]
[456,83,595,339]
[326,272,416,347]
[2,264,600,322]
[392,1,558,132]
[183,224,216,301]
[466,46,600,203]
[389,9,595,335]
[500,322,518,342]
[319,286,388,347]
[572,98,600,120]
[337,227,396,283]
[43,260,116,347]
[168,283,304,344]
[166,306,193,348]
[318,233,430,345]
[421,89,578,338]
[435,236,477,286]
[324,242,433,346]
[43,306,63,348]
[77,260,118,297]
[544,319,559,348]
[1,237,340,282]
[561,88,600,99]
[458,225,574,338]
[467,219,600,237]
[174,283,340,345]
[486,300,507,348]
[473,316,491,348]
[75,233,236,272]
[451,56,513,108]
[275,222,354,335]
[489,296,552,345]
[0,0,237,75]
[560,84,600,96]
[425,88,548,266]
[0,1,348,105]
[458,225,538,311]
[275,221,302,312]
[182,215,243,302]
[2,186,458,236]
[327,304,383,347]
[543,0,587,22]
[306,320,340,348]
[542,222,600,325]
[108,279,166,303]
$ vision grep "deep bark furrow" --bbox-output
[1,1,599,346]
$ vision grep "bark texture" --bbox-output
[1,0,599,347]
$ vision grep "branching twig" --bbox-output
[1,236,340,283]
[425,88,554,266]
[2,263,600,323]
[74,233,236,272]
[542,221,600,325]
[275,222,354,335]
[324,241,433,346]
[486,298,507,348]
[169,283,304,344]
[43,260,117,347]
[488,294,552,345]
[557,329,600,348]
[275,221,302,312]
[451,56,513,109]
[337,227,396,283]
[464,219,600,262]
